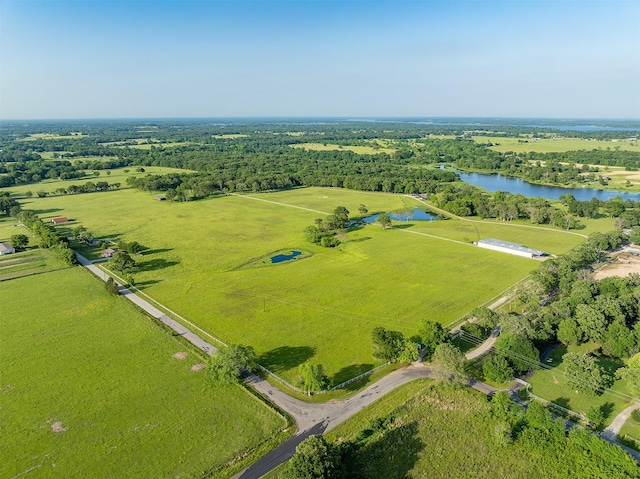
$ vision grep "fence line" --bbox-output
[623,435,640,449]
[517,378,588,422]
[330,362,391,391]
[445,275,529,330]
[257,365,302,393]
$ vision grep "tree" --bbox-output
[557,318,581,346]
[286,435,342,479]
[418,319,448,360]
[105,277,119,295]
[358,204,368,216]
[432,343,467,385]
[72,225,93,244]
[616,353,640,397]
[526,401,553,431]
[563,352,609,395]
[483,354,513,383]
[208,344,258,384]
[587,405,606,430]
[494,333,540,374]
[371,327,405,362]
[10,234,28,249]
[601,321,635,358]
[376,212,392,229]
[299,363,329,393]
[575,304,607,343]
[109,251,136,273]
[399,341,420,363]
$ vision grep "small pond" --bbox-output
[363,208,438,223]
[271,250,302,264]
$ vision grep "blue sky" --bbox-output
[1,0,638,119]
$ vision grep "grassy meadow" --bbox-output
[7,186,541,384]
[473,136,640,153]
[4,184,613,385]
[290,142,396,155]
[527,343,635,426]
[1,267,285,479]
[268,380,639,479]
[5,166,194,197]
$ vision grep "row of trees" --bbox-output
[14,209,76,265]
[430,185,583,228]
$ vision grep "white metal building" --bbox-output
[476,238,547,259]
[0,242,15,255]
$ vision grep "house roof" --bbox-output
[52,217,68,223]
[0,242,13,251]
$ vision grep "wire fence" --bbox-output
[516,378,588,422]
[329,363,391,391]
[257,365,302,393]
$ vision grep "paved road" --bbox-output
[465,326,501,361]
[602,402,640,442]
[75,253,217,355]
[234,363,434,479]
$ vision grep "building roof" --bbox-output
[52,217,68,223]
[478,238,547,257]
[0,242,13,251]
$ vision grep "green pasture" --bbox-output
[7,186,588,384]
[270,380,638,479]
[0,217,70,280]
[3,166,194,198]
[473,136,640,153]
[19,133,85,141]
[527,343,634,426]
[620,418,640,442]
[290,142,396,155]
[1,267,285,479]
[213,134,249,139]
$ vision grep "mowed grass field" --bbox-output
[527,343,634,426]
[1,267,285,479]
[472,136,640,153]
[5,186,601,384]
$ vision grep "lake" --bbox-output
[456,171,640,202]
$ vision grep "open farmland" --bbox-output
[473,136,640,153]
[1,267,285,479]
[4,186,591,385]
[290,142,396,155]
[5,166,194,198]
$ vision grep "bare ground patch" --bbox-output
[172,352,187,360]
[51,421,67,433]
[190,363,205,372]
[594,261,640,280]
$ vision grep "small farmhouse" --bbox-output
[0,242,16,255]
[154,195,166,201]
[51,217,68,224]
[476,238,548,259]
[101,248,117,258]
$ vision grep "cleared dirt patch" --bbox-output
[190,363,205,372]
[594,261,640,280]
[172,352,187,360]
[51,421,67,433]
